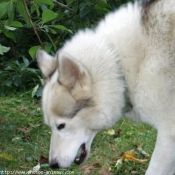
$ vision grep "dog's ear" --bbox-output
[36,50,57,78]
[58,52,92,100]
[58,52,85,88]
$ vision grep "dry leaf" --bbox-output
[131,168,138,174]
[109,142,116,152]
[39,154,48,164]
[81,163,101,174]
[12,136,21,142]
[27,163,40,174]
[100,171,113,175]
[16,127,31,135]
[20,105,25,111]
[137,145,150,158]
[122,152,148,164]
[114,129,122,138]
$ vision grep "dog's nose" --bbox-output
[50,160,59,169]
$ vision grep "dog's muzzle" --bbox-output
[74,143,87,165]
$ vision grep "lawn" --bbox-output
[0,91,157,175]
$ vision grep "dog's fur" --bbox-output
[36,0,175,174]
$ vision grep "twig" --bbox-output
[53,0,74,12]
[22,0,44,48]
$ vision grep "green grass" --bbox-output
[0,92,157,175]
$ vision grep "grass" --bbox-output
[0,91,157,175]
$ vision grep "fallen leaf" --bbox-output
[122,152,148,164]
[16,127,31,135]
[113,129,122,138]
[106,129,115,135]
[81,163,101,174]
[20,105,25,111]
[137,145,150,158]
[109,142,116,152]
[115,158,123,171]
[131,168,138,174]
[12,136,21,142]
[100,171,113,175]
[16,127,31,140]
[27,163,40,174]
[81,163,101,170]
[28,123,41,128]
[115,158,123,167]
[39,154,48,164]
[0,153,14,161]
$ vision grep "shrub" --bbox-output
[0,0,133,94]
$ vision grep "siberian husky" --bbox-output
[36,0,175,174]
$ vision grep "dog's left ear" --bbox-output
[58,52,92,100]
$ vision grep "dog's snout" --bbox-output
[50,160,59,169]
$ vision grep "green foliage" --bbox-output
[0,57,40,95]
[0,0,134,94]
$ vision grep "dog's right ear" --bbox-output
[36,50,57,78]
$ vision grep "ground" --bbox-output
[0,91,156,175]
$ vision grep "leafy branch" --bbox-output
[53,0,74,12]
[22,0,44,47]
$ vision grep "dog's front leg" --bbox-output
[146,129,175,175]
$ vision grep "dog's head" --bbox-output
[36,50,98,168]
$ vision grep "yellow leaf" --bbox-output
[106,129,115,135]
[122,152,147,164]
[0,153,14,161]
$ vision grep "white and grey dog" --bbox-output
[36,0,175,174]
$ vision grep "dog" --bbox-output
[36,0,175,174]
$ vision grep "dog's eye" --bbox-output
[57,123,65,130]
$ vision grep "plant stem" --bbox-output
[53,0,74,12]
[22,0,44,48]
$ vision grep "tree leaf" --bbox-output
[0,44,10,55]
[4,25,16,31]
[32,84,39,98]
[42,9,57,24]
[29,46,41,59]
[44,32,56,50]
[4,31,17,43]
[66,0,74,5]
[4,80,12,87]
[17,0,30,25]
[49,25,72,33]
[0,2,9,18]
[95,0,111,9]
[10,21,23,27]
[22,57,29,67]
[36,0,54,8]
[80,6,91,18]
[7,1,13,18]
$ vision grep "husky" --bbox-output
[36,0,175,174]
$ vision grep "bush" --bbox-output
[0,0,133,94]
